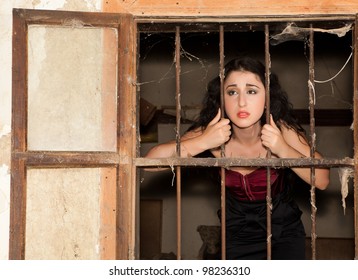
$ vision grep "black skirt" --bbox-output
[225,190,306,260]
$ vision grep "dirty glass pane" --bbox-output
[25,167,116,260]
[27,26,118,151]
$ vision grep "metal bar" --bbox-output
[308,25,317,260]
[264,24,272,260]
[175,26,182,260]
[135,157,354,168]
[353,15,358,260]
[219,24,226,260]
[13,152,354,168]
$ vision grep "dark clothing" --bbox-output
[224,168,306,260]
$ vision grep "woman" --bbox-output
[145,57,330,259]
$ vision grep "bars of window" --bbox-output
[137,18,357,260]
[353,15,358,260]
[264,24,273,260]
[219,24,226,260]
[175,26,182,260]
[308,25,318,260]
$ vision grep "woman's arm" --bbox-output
[145,128,205,159]
[145,109,231,159]
[261,115,330,190]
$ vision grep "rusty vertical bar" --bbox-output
[175,26,182,260]
[308,25,317,260]
[264,24,272,260]
[219,24,226,260]
[353,16,358,260]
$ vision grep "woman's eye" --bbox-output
[227,90,237,96]
[247,89,257,95]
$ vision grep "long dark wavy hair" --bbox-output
[190,57,305,136]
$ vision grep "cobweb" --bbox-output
[270,22,352,45]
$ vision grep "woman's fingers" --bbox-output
[208,108,221,126]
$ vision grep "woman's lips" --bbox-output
[237,111,250,118]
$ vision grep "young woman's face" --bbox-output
[224,70,266,129]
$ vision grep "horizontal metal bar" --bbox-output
[135,157,354,168]
[17,152,354,168]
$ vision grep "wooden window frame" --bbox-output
[10,9,137,260]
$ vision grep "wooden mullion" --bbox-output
[13,8,122,28]
[9,159,26,260]
[129,19,139,259]
[9,9,28,260]
[136,15,355,26]
[12,9,28,153]
[15,151,120,167]
[117,13,136,260]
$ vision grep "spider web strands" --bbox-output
[308,25,318,260]
[175,26,182,260]
[219,24,226,260]
[264,24,273,260]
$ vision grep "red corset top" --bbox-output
[225,168,284,201]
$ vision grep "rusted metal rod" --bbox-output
[219,24,227,260]
[175,25,182,260]
[135,157,354,168]
[308,25,317,260]
[264,24,272,260]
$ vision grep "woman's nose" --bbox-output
[238,93,246,107]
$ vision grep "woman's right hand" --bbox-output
[200,109,231,150]
[145,109,231,160]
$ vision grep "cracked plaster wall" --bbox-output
[0,0,102,260]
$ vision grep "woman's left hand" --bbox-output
[260,114,288,157]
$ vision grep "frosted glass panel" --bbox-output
[25,168,113,260]
[27,26,118,151]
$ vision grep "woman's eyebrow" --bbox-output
[225,83,260,89]
[225,83,237,89]
[246,83,260,88]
